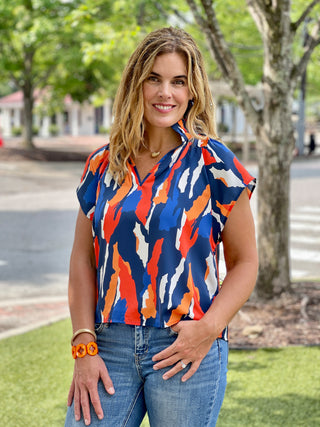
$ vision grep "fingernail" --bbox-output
[98,414,104,420]
[85,419,90,426]
[107,386,115,395]
[163,374,168,380]
[153,365,159,370]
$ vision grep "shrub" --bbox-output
[32,126,39,136]
[11,126,22,136]
[49,124,59,136]
[98,125,109,135]
[218,122,229,133]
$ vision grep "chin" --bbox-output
[149,116,181,129]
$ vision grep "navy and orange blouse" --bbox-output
[77,120,256,336]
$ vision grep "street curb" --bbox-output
[0,296,70,341]
[0,313,70,341]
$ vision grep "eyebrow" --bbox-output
[149,71,188,79]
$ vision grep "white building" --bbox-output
[0,89,112,138]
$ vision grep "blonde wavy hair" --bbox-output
[109,27,218,184]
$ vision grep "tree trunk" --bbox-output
[245,0,295,298]
[254,118,295,298]
[187,0,320,300]
[22,86,35,150]
[22,47,35,150]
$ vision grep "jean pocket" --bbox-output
[95,322,108,335]
[168,327,178,336]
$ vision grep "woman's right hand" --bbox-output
[67,354,115,426]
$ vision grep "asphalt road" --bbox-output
[0,154,319,339]
[289,157,320,279]
[0,160,82,338]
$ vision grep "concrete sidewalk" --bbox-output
[2,134,106,154]
[0,296,69,340]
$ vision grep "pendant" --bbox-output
[151,151,161,158]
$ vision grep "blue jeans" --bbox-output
[65,323,228,427]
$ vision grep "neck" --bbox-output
[144,127,180,154]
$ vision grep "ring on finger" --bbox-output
[180,361,187,369]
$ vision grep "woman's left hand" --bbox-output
[152,320,216,382]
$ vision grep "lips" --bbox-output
[153,104,175,111]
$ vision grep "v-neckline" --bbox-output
[131,162,159,186]
[130,140,185,187]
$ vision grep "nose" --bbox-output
[158,82,171,99]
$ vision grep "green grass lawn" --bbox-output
[0,319,319,426]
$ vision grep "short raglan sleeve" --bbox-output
[76,145,109,220]
[203,138,256,238]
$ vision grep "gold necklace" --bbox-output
[150,150,161,158]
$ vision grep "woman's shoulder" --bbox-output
[83,143,110,177]
[87,143,110,162]
[196,136,236,166]
[196,136,255,188]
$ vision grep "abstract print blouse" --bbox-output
[77,120,256,336]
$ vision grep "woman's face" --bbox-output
[142,52,192,132]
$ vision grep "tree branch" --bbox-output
[6,70,23,90]
[186,0,261,127]
[246,0,267,36]
[153,2,191,25]
[172,8,192,25]
[228,43,263,51]
[33,64,57,89]
[247,0,292,40]
[291,16,320,87]
[291,0,320,32]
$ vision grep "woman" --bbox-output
[65,27,258,427]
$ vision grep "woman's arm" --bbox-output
[67,208,114,426]
[68,208,97,335]
[152,189,258,381]
[200,188,258,337]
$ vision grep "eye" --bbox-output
[173,79,186,86]
[146,75,159,83]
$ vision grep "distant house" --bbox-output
[0,89,112,138]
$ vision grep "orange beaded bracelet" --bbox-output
[72,341,98,359]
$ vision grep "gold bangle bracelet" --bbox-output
[71,328,97,345]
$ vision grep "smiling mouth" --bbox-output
[153,104,175,111]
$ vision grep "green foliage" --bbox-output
[0,0,81,88]
[0,0,319,121]
[98,125,109,135]
[61,0,188,101]
[0,0,84,146]
[0,320,319,426]
[32,125,39,135]
[11,126,22,136]
[218,122,229,133]
[291,0,320,96]
[214,0,263,85]
[49,123,59,136]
